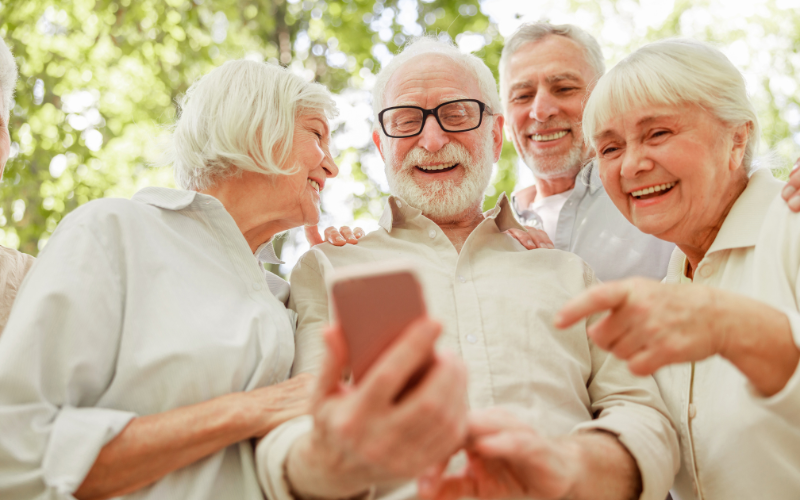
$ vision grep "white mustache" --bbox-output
[401,143,474,171]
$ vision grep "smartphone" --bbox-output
[329,260,430,383]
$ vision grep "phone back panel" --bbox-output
[332,271,426,381]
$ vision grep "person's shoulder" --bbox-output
[61,197,153,229]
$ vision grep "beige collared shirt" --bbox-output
[257,194,679,500]
[655,169,800,500]
[0,244,34,335]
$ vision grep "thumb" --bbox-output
[312,324,349,405]
[304,225,324,246]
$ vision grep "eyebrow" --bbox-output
[508,72,585,93]
[391,95,471,108]
[307,117,330,136]
[593,113,682,142]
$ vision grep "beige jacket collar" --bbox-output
[378,193,525,233]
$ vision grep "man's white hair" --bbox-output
[0,36,18,124]
[159,59,337,191]
[372,37,501,127]
[583,38,760,172]
[499,22,605,110]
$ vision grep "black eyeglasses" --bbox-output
[378,99,492,138]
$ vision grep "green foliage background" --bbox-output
[0,0,798,262]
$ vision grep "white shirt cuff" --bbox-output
[42,406,136,495]
[256,415,314,500]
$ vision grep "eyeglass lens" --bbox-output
[382,100,482,137]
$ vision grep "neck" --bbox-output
[677,175,748,277]
[533,174,577,202]
[426,203,485,253]
[201,179,293,254]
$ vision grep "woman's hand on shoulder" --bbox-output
[782,157,800,212]
[305,225,366,247]
[505,226,554,250]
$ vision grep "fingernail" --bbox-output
[790,195,800,211]
[783,185,797,199]
[547,243,555,249]
[335,236,345,243]
[527,239,535,247]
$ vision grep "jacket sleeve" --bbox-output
[571,271,680,500]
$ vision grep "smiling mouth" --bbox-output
[416,163,459,173]
[308,179,321,193]
[631,182,676,200]
[530,130,569,142]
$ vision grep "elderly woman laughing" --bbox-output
[0,60,340,499]
[556,39,800,500]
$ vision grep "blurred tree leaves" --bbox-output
[1,0,798,262]
[0,0,508,257]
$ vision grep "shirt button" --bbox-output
[466,334,477,344]
[428,229,436,239]
[395,199,403,208]
[252,282,262,291]
[699,265,713,278]
[688,403,697,419]
[458,275,466,283]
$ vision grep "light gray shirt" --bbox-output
[0,187,296,499]
[513,162,675,282]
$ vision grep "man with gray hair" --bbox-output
[501,22,674,282]
[0,36,34,335]
[256,37,678,500]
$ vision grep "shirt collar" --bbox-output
[584,161,604,194]
[132,186,215,211]
[255,239,284,265]
[707,168,783,254]
[378,193,524,233]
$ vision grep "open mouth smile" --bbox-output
[631,182,676,200]
[416,163,459,174]
[530,130,569,142]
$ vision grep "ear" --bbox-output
[491,114,505,163]
[372,129,385,161]
[729,122,750,171]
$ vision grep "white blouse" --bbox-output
[655,169,800,500]
[0,187,296,499]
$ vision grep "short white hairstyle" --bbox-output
[372,37,501,129]
[499,22,605,110]
[0,36,18,124]
[583,38,760,172]
[160,59,337,191]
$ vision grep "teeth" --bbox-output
[631,182,676,198]
[418,163,457,171]
[309,179,320,192]
[531,130,568,142]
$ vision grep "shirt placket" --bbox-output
[554,185,584,252]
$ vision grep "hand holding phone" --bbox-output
[329,261,431,383]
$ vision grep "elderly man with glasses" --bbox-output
[256,38,678,500]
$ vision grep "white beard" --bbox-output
[384,133,494,222]
[518,120,584,179]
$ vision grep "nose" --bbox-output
[416,115,449,153]
[529,90,559,123]
[620,143,654,179]
[322,148,339,178]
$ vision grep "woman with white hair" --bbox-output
[0,36,35,334]
[552,39,800,500]
[0,59,341,499]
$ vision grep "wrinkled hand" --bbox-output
[417,408,580,500]
[505,226,554,250]
[286,318,469,498]
[305,225,366,246]
[250,373,315,438]
[782,157,800,212]
[554,277,726,376]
